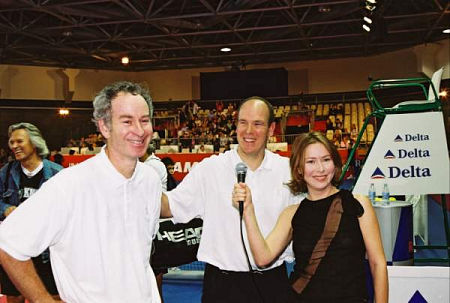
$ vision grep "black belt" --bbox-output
[206,262,285,276]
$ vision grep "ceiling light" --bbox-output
[363,24,371,32]
[318,5,331,13]
[439,90,447,98]
[58,108,70,116]
[220,47,231,52]
[443,29,450,34]
[121,56,130,65]
[366,0,376,3]
[363,16,373,24]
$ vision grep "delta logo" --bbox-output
[371,166,431,179]
[394,135,403,142]
[371,167,385,179]
[394,134,430,142]
[384,150,395,159]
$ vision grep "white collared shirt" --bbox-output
[0,148,162,303]
[167,147,303,271]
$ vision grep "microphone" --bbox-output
[235,162,247,217]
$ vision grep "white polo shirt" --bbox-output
[166,148,302,271]
[144,154,167,191]
[0,148,161,303]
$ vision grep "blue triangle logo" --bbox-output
[384,150,395,159]
[371,167,385,179]
[394,134,403,142]
[408,290,428,303]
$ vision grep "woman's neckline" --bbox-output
[306,188,341,202]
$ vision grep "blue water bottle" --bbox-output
[382,183,390,205]
[368,183,376,203]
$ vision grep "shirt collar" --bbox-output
[98,146,139,186]
[21,161,43,177]
[231,146,273,172]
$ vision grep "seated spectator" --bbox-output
[53,153,64,166]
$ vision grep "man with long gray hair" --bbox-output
[0,81,162,303]
[0,122,62,303]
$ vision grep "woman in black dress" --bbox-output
[232,131,388,302]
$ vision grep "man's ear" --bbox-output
[98,119,110,139]
[268,121,276,137]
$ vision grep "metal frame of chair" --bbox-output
[339,69,449,264]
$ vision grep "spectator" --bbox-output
[52,153,64,166]
[0,122,63,303]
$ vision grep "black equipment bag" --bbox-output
[151,218,203,269]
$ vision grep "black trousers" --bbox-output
[202,263,297,303]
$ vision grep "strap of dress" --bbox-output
[292,194,344,294]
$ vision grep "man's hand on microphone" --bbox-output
[232,183,254,215]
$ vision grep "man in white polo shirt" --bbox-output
[161,97,303,303]
[0,81,162,303]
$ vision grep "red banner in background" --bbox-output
[56,149,350,182]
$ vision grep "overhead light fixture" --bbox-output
[443,29,450,34]
[439,90,447,98]
[59,108,70,116]
[363,16,373,24]
[364,0,377,11]
[363,24,371,32]
[220,47,231,52]
[121,56,130,65]
[318,5,331,13]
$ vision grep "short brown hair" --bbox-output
[287,131,342,195]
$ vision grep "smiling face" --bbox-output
[8,129,38,163]
[236,99,274,161]
[303,142,336,196]
[99,92,153,166]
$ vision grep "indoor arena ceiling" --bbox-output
[0,0,449,71]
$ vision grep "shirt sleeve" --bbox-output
[0,176,68,261]
[165,160,207,224]
[151,178,162,240]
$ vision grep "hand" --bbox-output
[232,183,253,214]
[4,206,17,217]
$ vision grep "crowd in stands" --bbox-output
[16,99,371,159]
[64,133,105,155]
[154,100,240,153]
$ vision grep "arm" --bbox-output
[0,249,61,303]
[0,166,16,218]
[233,183,298,267]
[160,192,172,218]
[355,194,388,303]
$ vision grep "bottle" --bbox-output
[382,183,390,204]
[368,183,376,203]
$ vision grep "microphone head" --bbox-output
[235,162,247,183]
[235,162,247,175]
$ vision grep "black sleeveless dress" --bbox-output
[289,190,368,302]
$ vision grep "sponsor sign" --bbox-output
[353,112,449,195]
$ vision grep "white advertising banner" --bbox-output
[353,112,450,195]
